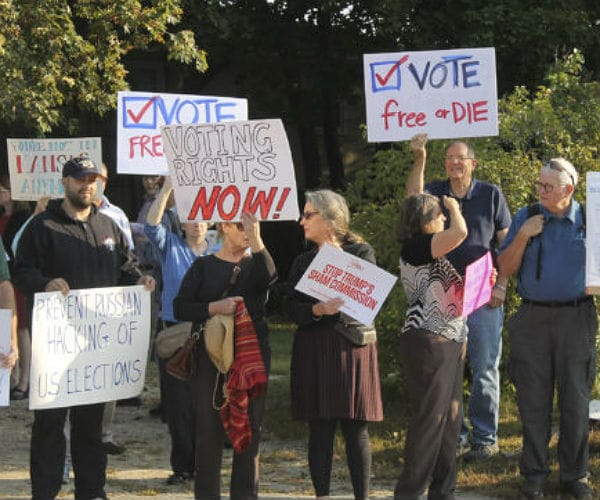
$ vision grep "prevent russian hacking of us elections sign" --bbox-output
[29,286,151,410]
[117,91,248,175]
[161,118,300,222]
[6,138,102,201]
[294,243,397,325]
[363,47,498,142]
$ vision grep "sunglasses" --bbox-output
[235,222,245,231]
[300,210,320,221]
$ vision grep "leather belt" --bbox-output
[521,296,593,308]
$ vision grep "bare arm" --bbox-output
[0,280,17,369]
[431,196,467,258]
[406,133,428,196]
[146,176,172,226]
[497,215,544,278]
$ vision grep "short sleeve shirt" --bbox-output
[426,178,512,275]
[399,234,467,342]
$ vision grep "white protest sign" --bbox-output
[29,285,151,410]
[0,309,11,407]
[585,172,600,294]
[161,119,300,222]
[117,91,248,175]
[363,47,498,142]
[294,243,398,325]
[6,138,102,201]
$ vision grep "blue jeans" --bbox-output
[460,305,503,446]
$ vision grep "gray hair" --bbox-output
[397,194,441,242]
[541,158,578,187]
[305,189,363,244]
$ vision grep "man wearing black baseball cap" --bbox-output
[13,154,155,500]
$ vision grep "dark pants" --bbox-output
[190,336,268,500]
[508,301,597,484]
[31,403,106,500]
[394,330,465,500]
[308,418,371,499]
[159,357,195,475]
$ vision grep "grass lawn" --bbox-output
[265,318,600,498]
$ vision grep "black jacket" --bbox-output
[13,199,141,296]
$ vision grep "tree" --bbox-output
[0,0,207,136]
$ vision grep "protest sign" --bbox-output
[0,309,11,407]
[462,251,493,317]
[6,138,102,201]
[29,285,151,410]
[586,172,600,294]
[161,118,300,222]
[363,47,498,142]
[294,243,397,325]
[117,91,248,175]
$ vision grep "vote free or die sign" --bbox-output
[294,243,398,326]
[117,91,248,175]
[29,285,151,410]
[161,118,300,222]
[363,47,498,142]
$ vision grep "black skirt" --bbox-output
[290,324,383,422]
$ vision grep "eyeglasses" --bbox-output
[300,210,320,221]
[444,155,473,162]
[535,181,563,193]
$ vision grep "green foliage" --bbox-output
[0,0,206,135]
[345,50,600,391]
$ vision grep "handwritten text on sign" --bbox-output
[117,91,248,175]
[363,47,498,142]
[294,244,398,325]
[161,119,300,222]
[29,286,151,410]
[6,138,102,201]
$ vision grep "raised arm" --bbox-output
[406,133,428,196]
[430,196,467,258]
[146,176,172,227]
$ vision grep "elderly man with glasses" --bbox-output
[407,134,512,463]
[498,158,595,499]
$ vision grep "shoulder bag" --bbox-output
[333,312,377,346]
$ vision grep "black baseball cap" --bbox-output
[62,156,103,179]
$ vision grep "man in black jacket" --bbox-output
[13,156,155,500]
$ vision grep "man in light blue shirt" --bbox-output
[498,158,595,500]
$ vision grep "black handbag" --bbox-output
[333,313,377,346]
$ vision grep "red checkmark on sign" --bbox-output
[126,97,157,124]
[375,55,409,87]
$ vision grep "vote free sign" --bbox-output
[363,47,498,142]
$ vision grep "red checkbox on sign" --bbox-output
[370,55,409,92]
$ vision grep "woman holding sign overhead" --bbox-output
[285,189,383,500]
[394,193,470,499]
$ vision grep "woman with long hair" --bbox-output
[286,189,383,500]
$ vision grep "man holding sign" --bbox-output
[13,156,155,500]
[407,134,511,462]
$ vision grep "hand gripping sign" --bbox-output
[161,118,300,223]
[294,243,398,325]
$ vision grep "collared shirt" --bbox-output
[426,178,512,275]
[98,195,135,249]
[499,200,586,301]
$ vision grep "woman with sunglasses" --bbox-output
[173,212,277,500]
[285,189,383,500]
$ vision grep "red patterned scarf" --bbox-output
[220,299,267,453]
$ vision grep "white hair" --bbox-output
[541,158,579,187]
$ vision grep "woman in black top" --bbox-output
[173,212,277,500]
[286,189,383,500]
